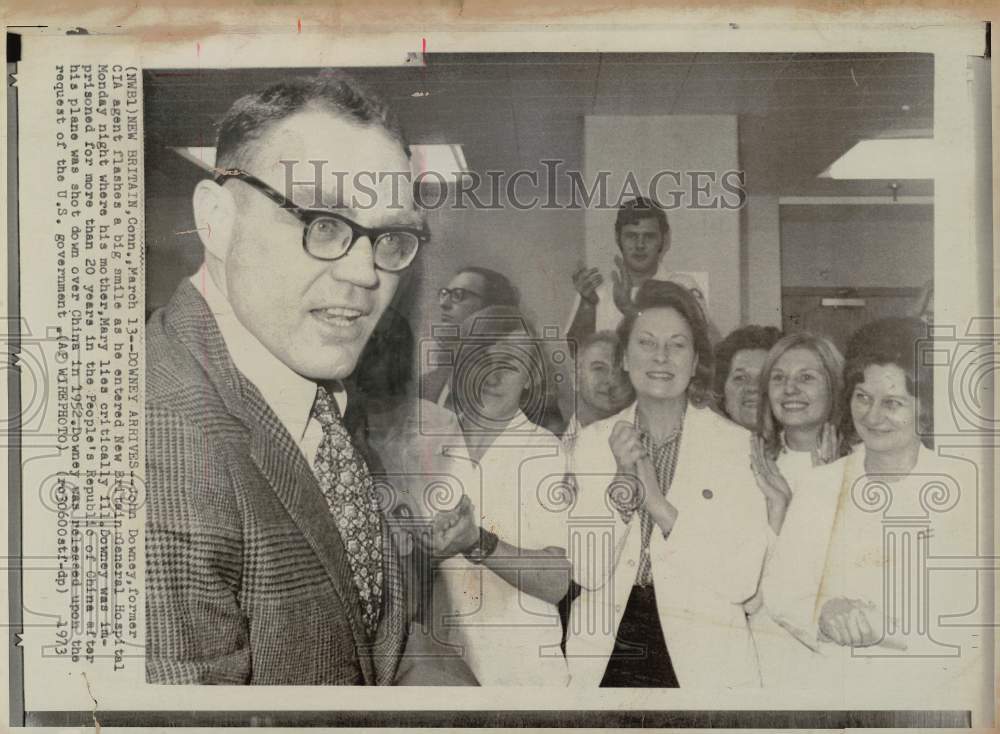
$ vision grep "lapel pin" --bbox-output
[702,489,714,500]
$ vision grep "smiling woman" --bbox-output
[428,305,572,686]
[567,280,771,688]
[839,317,934,457]
[755,317,983,701]
[713,325,783,430]
[757,332,845,476]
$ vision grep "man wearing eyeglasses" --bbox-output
[421,266,519,407]
[145,75,430,685]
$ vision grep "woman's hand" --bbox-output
[608,423,677,534]
[818,597,880,647]
[750,434,792,533]
[607,421,646,514]
[609,421,645,474]
[422,495,480,560]
[812,422,840,466]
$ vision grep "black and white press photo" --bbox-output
[5,18,995,730]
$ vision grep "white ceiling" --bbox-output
[145,52,934,197]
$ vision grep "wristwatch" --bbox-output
[462,527,499,564]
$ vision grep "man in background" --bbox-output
[421,266,519,407]
[560,330,634,447]
[566,196,708,342]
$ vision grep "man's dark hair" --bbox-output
[713,324,783,407]
[457,266,520,309]
[614,196,669,240]
[215,73,409,172]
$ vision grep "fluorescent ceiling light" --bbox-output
[819,138,934,180]
[172,146,217,172]
[410,144,470,181]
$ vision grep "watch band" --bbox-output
[462,527,499,565]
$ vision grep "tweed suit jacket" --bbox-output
[146,280,407,685]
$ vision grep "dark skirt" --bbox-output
[600,585,679,688]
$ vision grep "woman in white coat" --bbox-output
[745,331,844,685]
[757,318,984,712]
[427,307,572,686]
[566,280,772,688]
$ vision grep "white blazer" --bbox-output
[761,444,986,706]
[565,403,771,688]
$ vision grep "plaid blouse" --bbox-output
[635,411,684,586]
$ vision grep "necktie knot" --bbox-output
[312,384,343,430]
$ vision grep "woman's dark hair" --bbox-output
[456,266,520,309]
[713,325,783,414]
[615,280,714,408]
[839,316,934,450]
[757,331,845,459]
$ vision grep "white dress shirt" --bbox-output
[190,265,347,469]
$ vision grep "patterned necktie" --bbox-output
[311,385,384,637]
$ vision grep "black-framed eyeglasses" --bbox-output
[438,287,484,304]
[215,169,430,273]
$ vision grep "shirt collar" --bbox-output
[634,402,686,448]
[190,264,347,442]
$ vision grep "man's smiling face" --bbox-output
[617,217,665,276]
[219,110,420,380]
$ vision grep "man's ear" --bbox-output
[192,179,237,262]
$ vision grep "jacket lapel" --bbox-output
[164,281,376,684]
[371,521,406,684]
[668,404,710,508]
[247,411,376,684]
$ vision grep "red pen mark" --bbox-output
[196,42,201,57]
[422,37,426,54]
[297,18,302,33]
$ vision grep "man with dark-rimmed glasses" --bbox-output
[146,74,433,685]
[420,266,519,407]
